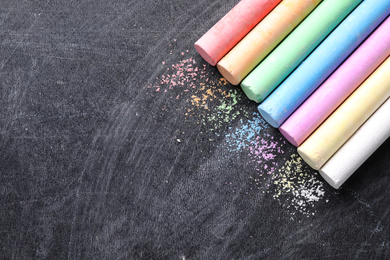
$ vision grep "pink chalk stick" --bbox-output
[280,16,390,147]
[194,0,281,66]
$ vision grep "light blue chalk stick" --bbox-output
[258,0,390,128]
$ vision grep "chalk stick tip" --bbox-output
[258,105,280,128]
[297,146,322,170]
[194,41,217,66]
[240,80,263,103]
[319,168,342,189]
[217,62,240,85]
[279,126,299,147]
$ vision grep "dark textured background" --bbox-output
[1,1,390,259]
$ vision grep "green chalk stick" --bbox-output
[241,0,362,103]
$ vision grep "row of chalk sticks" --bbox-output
[195,0,390,189]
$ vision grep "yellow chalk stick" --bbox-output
[298,56,390,170]
[217,0,322,85]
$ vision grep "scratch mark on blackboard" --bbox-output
[374,207,390,233]
[0,13,40,71]
[348,189,385,233]
[166,137,189,181]
[67,103,137,259]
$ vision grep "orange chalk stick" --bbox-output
[218,0,322,85]
[194,0,281,66]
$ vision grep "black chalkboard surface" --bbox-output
[1,1,389,259]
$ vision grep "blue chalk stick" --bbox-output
[258,0,390,128]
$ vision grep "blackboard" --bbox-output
[1,0,389,259]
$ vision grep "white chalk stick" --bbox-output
[319,98,390,189]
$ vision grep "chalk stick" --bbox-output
[319,98,390,189]
[194,0,281,66]
[280,16,390,146]
[217,0,321,85]
[297,56,390,170]
[258,0,390,128]
[240,0,361,103]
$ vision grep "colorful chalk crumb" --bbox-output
[146,56,249,132]
[272,154,325,217]
[146,53,327,217]
[226,114,285,173]
[225,113,326,217]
